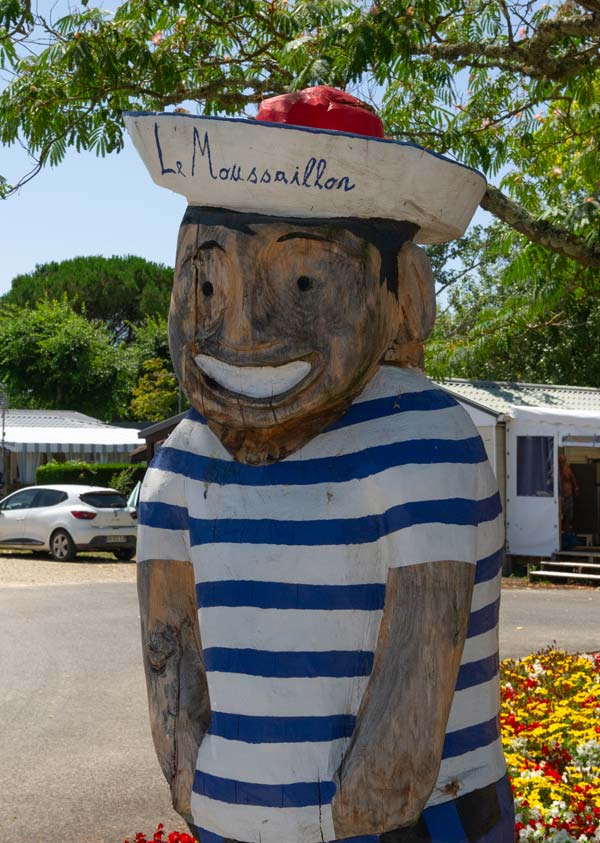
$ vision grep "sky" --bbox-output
[0,0,189,295]
[0,136,186,295]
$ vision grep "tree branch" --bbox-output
[481,185,600,267]
[420,12,600,80]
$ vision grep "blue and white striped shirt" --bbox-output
[138,366,507,843]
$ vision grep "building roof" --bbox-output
[436,378,600,416]
[2,409,108,429]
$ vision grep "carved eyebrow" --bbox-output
[197,240,225,252]
[277,232,333,244]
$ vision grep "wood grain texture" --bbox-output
[137,559,210,823]
[331,560,475,837]
[169,213,436,463]
[384,243,436,371]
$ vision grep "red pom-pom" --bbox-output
[257,86,384,138]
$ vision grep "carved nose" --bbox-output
[212,282,262,353]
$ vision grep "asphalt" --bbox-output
[499,586,600,658]
[0,569,599,843]
[0,580,185,843]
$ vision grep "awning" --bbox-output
[1,425,143,455]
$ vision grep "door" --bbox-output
[0,488,39,546]
[26,488,69,546]
[506,431,559,556]
[571,463,597,537]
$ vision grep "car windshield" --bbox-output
[79,491,128,509]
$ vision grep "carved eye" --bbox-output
[201,281,214,297]
[297,276,313,292]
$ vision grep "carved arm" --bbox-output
[137,558,210,822]
[332,560,475,837]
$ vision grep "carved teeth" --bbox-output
[194,354,311,399]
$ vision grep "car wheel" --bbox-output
[113,548,135,561]
[50,529,76,562]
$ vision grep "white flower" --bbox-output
[531,661,546,676]
[574,740,600,766]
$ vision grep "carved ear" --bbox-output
[384,242,436,369]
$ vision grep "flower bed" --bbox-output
[501,649,600,842]
[127,649,600,843]
[124,827,196,843]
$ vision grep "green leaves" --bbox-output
[0,0,598,269]
[0,298,135,418]
[4,255,173,343]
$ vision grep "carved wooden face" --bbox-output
[169,208,429,464]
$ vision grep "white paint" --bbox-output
[194,354,310,399]
[186,518,502,587]
[176,402,483,461]
[135,523,192,565]
[430,738,507,807]
[470,570,502,613]
[199,606,383,652]
[446,675,500,732]
[124,112,487,244]
[461,628,499,667]
[197,734,349,785]
[179,459,499,523]
[189,793,336,843]
[206,673,370,718]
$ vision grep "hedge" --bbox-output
[36,460,146,494]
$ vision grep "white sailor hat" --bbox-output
[124,86,486,244]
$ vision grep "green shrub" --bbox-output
[110,463,146,496]
[36,460,146,490]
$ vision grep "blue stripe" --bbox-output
[334,838,379,843]
[442,714,500,758]
[467,598,500,638]
[456,652,499,691]
[197,581,385,610]
[184,493,501,547]
[138,500,188,531]
[325,389,458,431]
[151,435,487,487]
[140,492,501,546]
[424,799,464,841]
[192,770,335,807]
[203,647,374,678]
[187,389,457,435]
[208,711,356,743]
[188,407,207,425]
[475,547,504,583]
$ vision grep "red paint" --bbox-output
[257,86,385,138]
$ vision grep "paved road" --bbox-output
[499,586,600,658]
[1,570,599,843]
[0,579,185,843]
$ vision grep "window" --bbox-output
[1,489,39,511]
[517,436,554,496]
[33,489,68,508]
[79,491,127,509]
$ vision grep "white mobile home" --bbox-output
[436,379,600,562]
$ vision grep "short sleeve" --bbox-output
[136,449,191,565]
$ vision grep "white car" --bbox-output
[0,484,138,561]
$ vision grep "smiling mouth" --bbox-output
[194,354,312,399]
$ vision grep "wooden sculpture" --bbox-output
[126,86,514,843]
